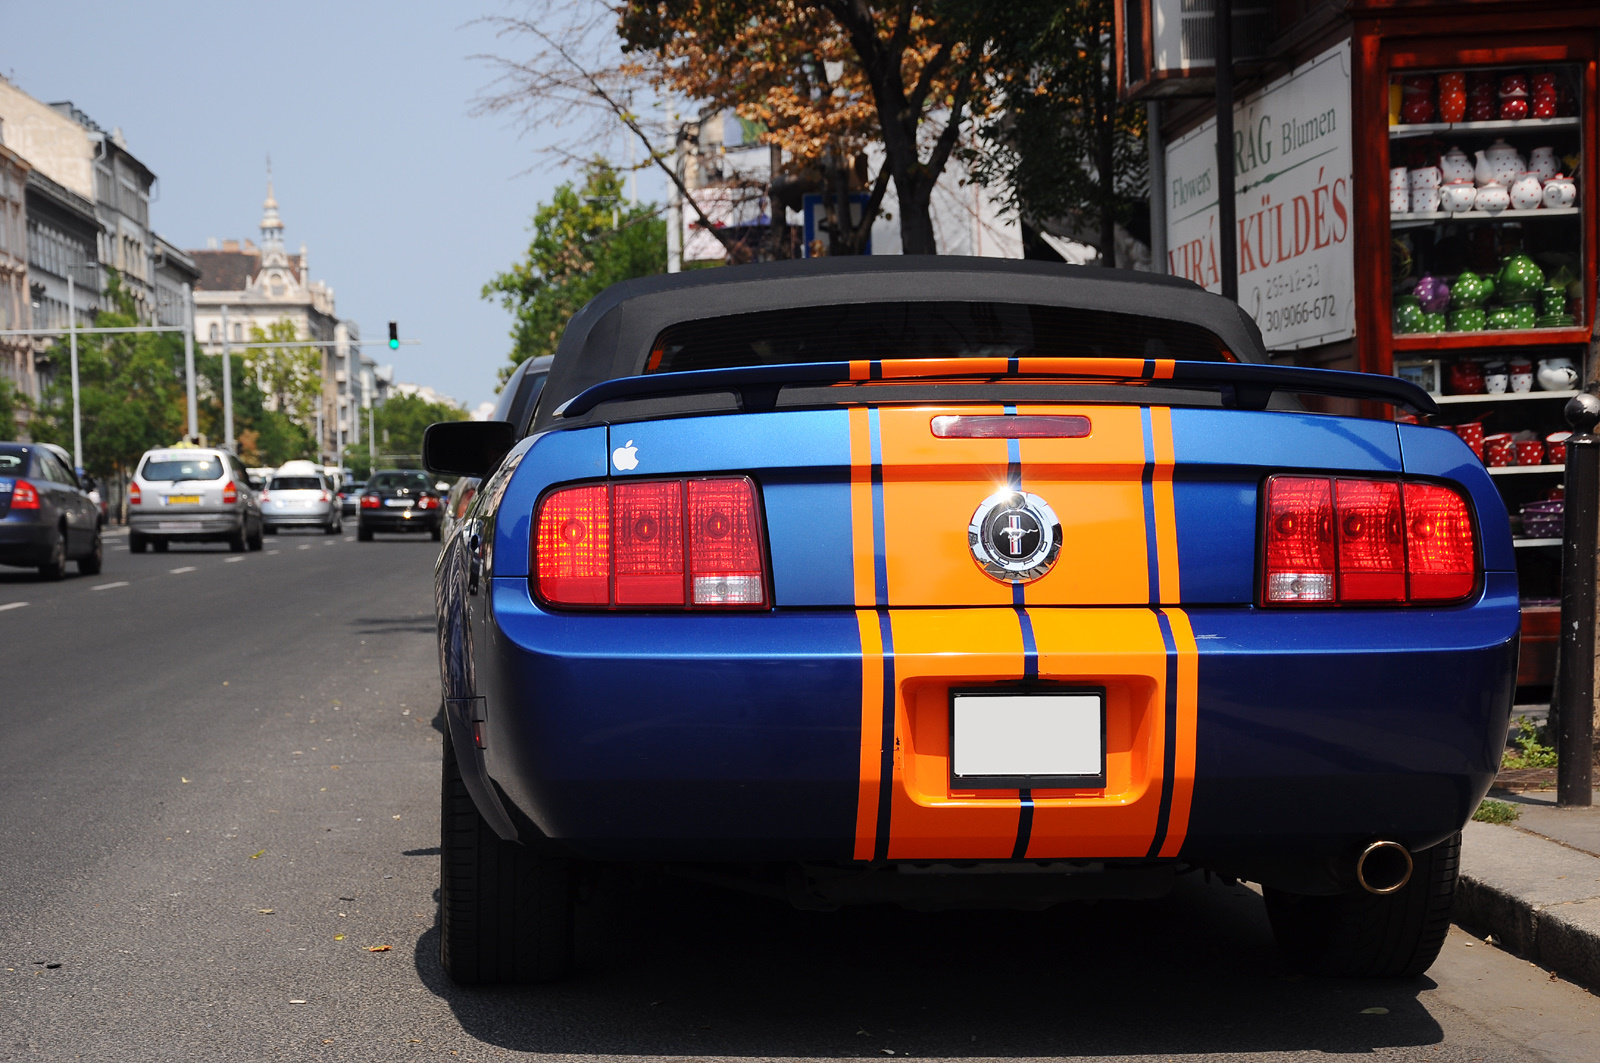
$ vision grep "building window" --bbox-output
[209,322,219,342]
[233,323,242,342]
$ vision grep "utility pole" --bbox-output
[1557,392,1599,807]
[1214,0,1238,301]
[183,285,198,441]
[220,304,235,453]
[67,273,83,472]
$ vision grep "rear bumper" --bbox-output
[129,512,241,538]
[359,509,437,530]
[263,504,335,526]
[476,573,1520,873]
[0,517,51,565]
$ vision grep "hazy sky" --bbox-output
[4,1,649,410]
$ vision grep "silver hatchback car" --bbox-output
[128,447,263,553]
[260,461,342,535]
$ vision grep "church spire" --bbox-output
[260,155,284,249]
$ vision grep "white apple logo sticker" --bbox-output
[611,439,639,471]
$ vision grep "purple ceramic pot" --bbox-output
[1413,273,1451,314]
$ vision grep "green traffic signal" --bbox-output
[388,321,399,350]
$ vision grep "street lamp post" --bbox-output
[219,304,235,453]
[183,285,198,442]
[66,273,83,472]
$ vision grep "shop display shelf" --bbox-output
[1514,538,1564,548]
[1488,464,1566,476]
[1427,390,1579,404]
[1390,207,1580,230]
[1389,117,1581,140]
[1393,329,1590,351]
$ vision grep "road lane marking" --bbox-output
[224,556,244,563]
[92,581,129,591]
[169,566,196,574]
[297,545,311,551]
[266,549,280,555]
[344,536,355,542]
[323,541,336,547]
[0,602,27,612]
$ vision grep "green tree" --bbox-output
[29,274,186,481]
[245,320,322,427]
[483,160,665,376]
[0,375,22,438]
[341,393,467,478]
[193,346,315,467]
[962,0,1147,266]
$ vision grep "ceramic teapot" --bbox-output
[1393,295,1427,334]
[1529,146,1559,182]
[1440,147,1474,182]
[1452,270,1489,308]
[1441,179,1477,214]
[1498,254,1545,301]
[1543,174,1576,209]
[1475,140,1522,186]
[1510,173,1544,211]
[1414,274,1451,314]
[1474,180,1510,215]
[1537,357,1578,391]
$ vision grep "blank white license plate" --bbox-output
[951,690,1105,787]
[384,499,412,507]
[158,521,192,530]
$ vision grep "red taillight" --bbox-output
[1335,479,1405,602]
[259,490,271,503]
[319,489,331,503]
[360,494,381,509]
[10,479,40,510]
[536,484,610,605]
[1403,482,1476,601]
[687,478,766,605]
[535,477,767,610]
[417,495,439,510]
[128,481,141,506]
[222,480,238,504]
[1262,475,1477,606]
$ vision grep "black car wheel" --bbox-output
[247,520,264,551]
[77,529,104,576]
[263,524,277,536]
[1264,832,1459,978]
[325,515,341,535]
[228,522,247,552]
[152,539,169,553]
[439,729,574,985]
[37,528,67,580]
[431,521,442,542]
[130,532,149,554]
[358,523,374,542]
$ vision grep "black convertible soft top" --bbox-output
[533,257,1270,430]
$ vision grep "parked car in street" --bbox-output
[357,469,442,541]
[337,481,366,517]
[0,442,104,578]
[425,257,1517,987]
[260,460,341,535]
[441,355,551,544]
[128,446,263,553]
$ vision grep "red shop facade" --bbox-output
[1119,0,1600,693]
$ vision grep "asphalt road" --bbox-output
[2,527,1598,1062]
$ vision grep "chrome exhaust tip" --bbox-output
[1356,840,1414,895]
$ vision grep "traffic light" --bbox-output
[388,321,399,350]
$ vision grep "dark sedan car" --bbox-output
[0,443,104,578]
[337,480,366,517]
[357,470,442,541]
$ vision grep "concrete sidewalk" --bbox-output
[1454,789,1600,992]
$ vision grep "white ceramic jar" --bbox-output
[1510,172,1544,211]
[1412,186,1441,213]
[1440,179,1477,214]
[1476,139,1522,186]
[1474,180,1510,215]
[1391,187,1410,214]
[1390,166,1409,190]
[1543,174,1577,209]
[1529,146,1559,182]
[1409,166,1442,189]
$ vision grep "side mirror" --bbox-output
[423,420,516,479]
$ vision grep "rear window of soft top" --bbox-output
[645,301,1234,374]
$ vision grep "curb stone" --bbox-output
[1453,820,1600,992]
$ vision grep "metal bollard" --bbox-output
[1556,392,1599,807]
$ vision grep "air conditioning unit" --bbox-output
[1117,0,1274,99]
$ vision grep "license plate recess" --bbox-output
[950,687,1106,790]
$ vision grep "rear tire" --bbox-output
[152,538,169,553]
[130,532,149,554]
[38,529,67,580]
[77,529,103,575]
[263,524,277,536]
[358,523,374,542]
[228,521,247,552]
[431,522,442,542]
[325,515,341,535]
[439,729,573,985]
[247,520,264,551]
[1264,832,1460,978]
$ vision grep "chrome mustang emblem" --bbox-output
[968,489,1062,583]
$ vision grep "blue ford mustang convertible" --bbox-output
[426,258,1516,985]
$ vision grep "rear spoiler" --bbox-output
[553,357,1438,418]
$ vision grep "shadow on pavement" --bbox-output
[352,615,437,636]
[412,868,1443,1057]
